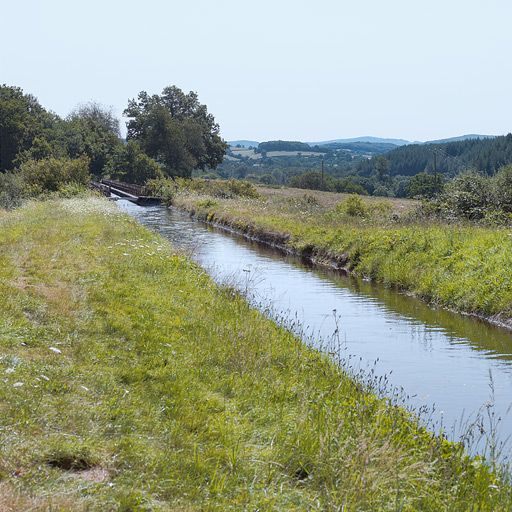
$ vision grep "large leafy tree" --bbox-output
[105,140,163,185]
[64,102,122,176]
[0,85,57,171]
[124,86,227,177]
[406,171,444,198]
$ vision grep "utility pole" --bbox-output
[321,157,324,189]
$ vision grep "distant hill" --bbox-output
[424,134,495,144]
[257,140,323,153]
[229,139,393,157]
[228,135,498,150]
[228,140,259,148]
[311,136,410,146]
[360,134,512,177]
[229,137,411,148]
[321,141,397,155]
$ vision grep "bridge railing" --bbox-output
[90,181,111,197]
[101,179,148,196]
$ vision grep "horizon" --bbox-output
[226,133,505,144]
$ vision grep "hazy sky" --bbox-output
[2,0,511,142]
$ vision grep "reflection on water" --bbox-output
[118,200,512,453]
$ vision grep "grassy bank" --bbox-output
[0,198,510,510]
[174,186,512,325]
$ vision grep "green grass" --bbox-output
[0,198,510,510]
[174,188,512,323]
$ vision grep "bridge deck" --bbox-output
[97,180,161,205]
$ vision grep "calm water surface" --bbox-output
[118,200,512,454]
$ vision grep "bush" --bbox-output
[440,171,491,220]
[493,165,512,213]
[337,195,368,217]
[19,156,90,196]
[0,172,26,209]
[371,200,393,217]
[302,193,319,206]
[258,173,276,185]
[335,179,368,195]
[184,179,259,199]
[289,171,335,192]
[334,195,394,221]
[146,178,260,204]
[199,172,220,180]
[483,208,512,226]
[146,177,178,204]
[373,185,391,197]
[406,172,444,198]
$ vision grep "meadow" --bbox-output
[0,198,510,510]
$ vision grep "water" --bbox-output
[119,200,512,455]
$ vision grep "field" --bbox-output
[173,185,512,324]
[257,185,418,211]
[0,198,510,510]
[229,148,325,159]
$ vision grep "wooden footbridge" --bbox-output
[90,180,161,205]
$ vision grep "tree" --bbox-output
[105,140,163,185]
[0,85,56,171]
[334,178,367,195]
[493,165,512,212]
[406,172,444,198]
[124,86,227,178]
[441,171,491,219]
[289,171,335,191]
[64,102,122,176]
[374,156,390,183]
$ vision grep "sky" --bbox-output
[2,0,512,142]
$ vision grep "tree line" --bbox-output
[360,135,512,177]
[0,84,227,197]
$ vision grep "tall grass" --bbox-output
[0,198,510,510]
[175,189,512,323]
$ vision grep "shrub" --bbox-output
[146,178,260,204]
[483,208,512,226]
[371,200,393,217]
[196,198,218,209]
[302,193,319,206]
[0,172,26,209]
[184,179,259,199]
[406,172,444,198]
[493,165,512,213]
[334,179,368,195]
[19,156,90,196]
[200,172,220,180]
[337,195,368,217]
[289,171,335,192]
[441,171,491,220]
[343,182,368,195]
[373,185,391,197]
[258,173,276,185]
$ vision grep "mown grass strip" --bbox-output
[0,198,510,510]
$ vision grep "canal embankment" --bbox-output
[172,187,512,331]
